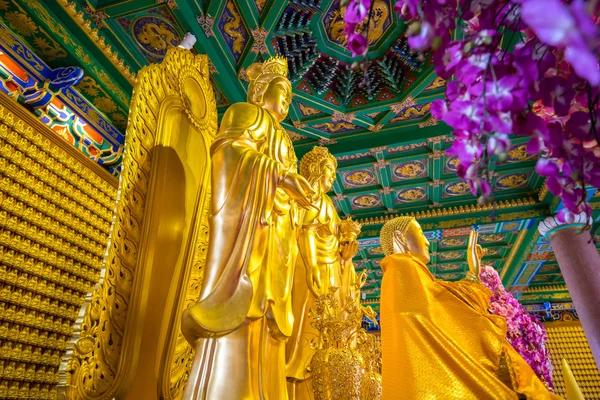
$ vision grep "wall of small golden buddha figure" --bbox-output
[0,94,117,399]
[545,321,600,398]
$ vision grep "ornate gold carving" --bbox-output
[137,22,177,52]
[54,0,136,84]
[358,198,539,226]
[309,287,365,399]
[0,94,117,399]
[57,48,217,400]
[313,121,356,133]
[298,103,322,116]
[538,181,549,202]
[525,284,568,293]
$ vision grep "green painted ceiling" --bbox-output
[2,0,599,318]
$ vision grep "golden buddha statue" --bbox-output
[181,56,315,400]
[285,146,360,400]
[379,217,561,400]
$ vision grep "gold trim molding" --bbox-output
[56,0,136,84]
[358,197,539,226]
[525,284,568,293]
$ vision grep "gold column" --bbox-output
[0,92,118,399]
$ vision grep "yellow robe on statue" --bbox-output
[381,253,561,400]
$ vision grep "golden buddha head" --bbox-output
[380,216,430,264]
[247,56,292,122]
[299,146,338,193]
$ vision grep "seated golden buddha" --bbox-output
[379,217,561,400]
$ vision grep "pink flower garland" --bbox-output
[479,266,554,390]
[343,0,600,223]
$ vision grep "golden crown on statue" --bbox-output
[247,55,289,82]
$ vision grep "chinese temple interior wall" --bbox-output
[545,321,600,399]
[0,93,117,399]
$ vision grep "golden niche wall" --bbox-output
[0,94,117,399]
[545,322,600,399]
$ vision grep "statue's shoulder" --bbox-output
[223,102,262,118]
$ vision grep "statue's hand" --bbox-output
[279,173,317,210]
[307,265,322,297]
[340,240,359,261]
[467,229,482,278]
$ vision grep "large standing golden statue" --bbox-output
[379,217,561,400]
[181,56,315,399]
[286,146,360,399]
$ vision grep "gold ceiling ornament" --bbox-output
[55,0,136,84]
[357,197,539,226]
[525,284,568,293]
[57,47,218,400]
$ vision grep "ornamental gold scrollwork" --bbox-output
[57,47,218,400]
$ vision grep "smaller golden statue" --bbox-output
[379,217,561,400]
[286,147,360,399]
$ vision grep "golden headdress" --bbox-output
[247,55,289,83]
[247,56,290,104]
[299,146,338,179]
[380,216,416,256]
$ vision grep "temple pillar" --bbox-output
[538,214,600,371]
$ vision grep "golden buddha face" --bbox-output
[258,77,292,122]
[320,160,336,192]
[393,220,430,264]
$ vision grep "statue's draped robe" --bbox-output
[381,254,561,400]
[184,103,300,399]
[286,194,348,399]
